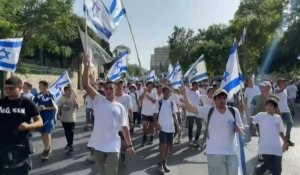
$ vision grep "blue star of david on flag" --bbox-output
[223,71,229,82]
[0,38,23,72]
[0,48,10,60]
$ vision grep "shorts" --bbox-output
[142,115,154,122]
[159,131,173,145]
[39,119,55,134]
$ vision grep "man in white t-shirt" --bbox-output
[139,81,158,146]
[21,82,34,101]
[83,92,93,131]
[275,78,294,146]
[135,82,144,126]
[167,83,182,143]
[129,84,140,129]
[186,81,202,146]
[154,86,180,174]
[286,80,297,115]
[244,78,261,134]
[181,87,243,175]
[82,54,134,175]
[115,79,133,164]
[251,97,288,175]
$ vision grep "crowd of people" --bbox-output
[0,55,298,175]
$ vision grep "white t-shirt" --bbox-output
[244,86,261,108]
[141,91,158,116]
[287,85,297,99]
[21,92,34,101]
[88,94,128,153]
[154,99,176,133]
[196,106,243,155]
[129,92,139,112]
[136,89,144,107]
[186,87,201,116]
[276,89,290,113]
[200,95,214,107]
[199,88,207,95]
[252,112,285,156]
[85,95,93,109]
[115,93,133,112]
[169,93,180,113]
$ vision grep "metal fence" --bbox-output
[16,63,71,75]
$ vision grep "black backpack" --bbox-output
[204,106,236,140]
[157,99,174,118]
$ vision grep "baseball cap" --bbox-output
[259,81,272,87]
[213,89,228,98]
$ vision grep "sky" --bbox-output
[74,0,241,70]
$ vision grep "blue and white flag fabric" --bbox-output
[0,38,23,72]
[170,62,182,89]
[297,54,300,60]
[238,27,247,46]
[84,0,116,42]
[185,54,208,83]
[147,70,156,82]
[49,71,71,101]
[107,50,129,81]
[109,0,126,26]
[235,133,247,175]
[167,64,173,81]
[220,43,244,100]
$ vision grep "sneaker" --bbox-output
[174,139,181,144]
[189,140,195,147]
[162,161,170,173]
[64,145,69,150]
[157,163,165,174]
[86,154,95,163]
[287,140,295,147]
[41,149,51,160]
[65,146,74,153]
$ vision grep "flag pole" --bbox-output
[122,2,143,76]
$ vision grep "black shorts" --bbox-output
[159,131,173,144]
[142,115,154,122]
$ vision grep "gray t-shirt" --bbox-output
[58,96,77,122]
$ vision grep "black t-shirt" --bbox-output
[0,96,39,148]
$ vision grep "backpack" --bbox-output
[204,106,236,140]
[157,99,174,118]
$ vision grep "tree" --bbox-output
[168,26,195,72]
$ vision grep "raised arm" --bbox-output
[82,54,98,100]
[179,86,198,115]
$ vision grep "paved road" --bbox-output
[29,107,300,175]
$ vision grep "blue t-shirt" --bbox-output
[34,92,56,120]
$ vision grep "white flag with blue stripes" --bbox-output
[238,27,247,46]
[170,62,182,89]
[84,0,115,42]
[167,64,173,81]
[49,71,71,101]
[186,54,208,83]
[220,43,243,100]
[109,0,126,26]
[107,50,128,81]
[0,38,23,72]
[147,70,156,82]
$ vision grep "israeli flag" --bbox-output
[166,64,173,81]
[0,38,23,72]
[220,43,243,100]
[84,0,115,42]
[147,70,156,82]
[236,133,247,175]
[170,62,182,89]
[109,0,126,26]
[49,71,71,101]
[107,50,129,81]
[185,54,208,83]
